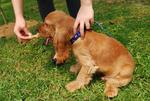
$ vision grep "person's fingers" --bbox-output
[90,18,94,24]
[24,28,32,37]
[85,20,90,30]
[80,21,84,39]
[73,20,79,33]
[15,30,26,39]
[15,29,32,40]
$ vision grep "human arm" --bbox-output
[74,0,94,39]
[12,0,32,39]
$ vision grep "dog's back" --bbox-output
[79,31,135,76]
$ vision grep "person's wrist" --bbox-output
[80,4,93,10]
[81,4,92,8]
[15,14,24,21]
[81,0,92,6]
[15,16,26,26]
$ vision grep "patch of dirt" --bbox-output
[0,20,39,38]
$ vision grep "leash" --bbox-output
[94,21,113,36]
[94,21,105,31]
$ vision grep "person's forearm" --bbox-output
[80,0,92,6]
[12,0,24,19]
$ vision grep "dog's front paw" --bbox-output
[70,65,80,74]
[66,80,83,92]
[104,86,118,98]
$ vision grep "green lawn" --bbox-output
[0,0,150,101]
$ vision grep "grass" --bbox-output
[0,0,150,101]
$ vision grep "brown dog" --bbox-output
[31,11,135,97]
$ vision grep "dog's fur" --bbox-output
[31,11,135,97]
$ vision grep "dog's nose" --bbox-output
[51,58,65,66]
[52,58,57,64]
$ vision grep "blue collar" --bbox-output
[70,31,81,44]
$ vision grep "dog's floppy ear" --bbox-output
[38,22,56,38]
[53,28,70,63]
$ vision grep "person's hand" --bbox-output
[74,5,94,39]
[14,17,32,40]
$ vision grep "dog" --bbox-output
[30,11,135,97]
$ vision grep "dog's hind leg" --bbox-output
[104,64,134,97]
[104,76,132,98]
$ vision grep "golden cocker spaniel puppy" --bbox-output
[31,11,135,97]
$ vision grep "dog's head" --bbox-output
[38,23,55,42]
[33,11,74,65]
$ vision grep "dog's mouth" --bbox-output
[43,37,53,46]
